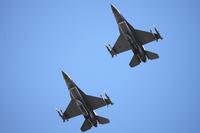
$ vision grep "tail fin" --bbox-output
[96,116,110,124]
[145,50,159,60]
[81,119,92,132]
[129,55,141,67]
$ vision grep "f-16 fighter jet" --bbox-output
[106,4,163,67]
[57,71,113,132]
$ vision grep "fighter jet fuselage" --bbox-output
[118,20,147,62]
[69,86,98,127]
[57,71,113,132]
[107,4,163,67]
[112,5,147,62]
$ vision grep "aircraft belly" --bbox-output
[76,100,88,116]
[79,105,88,116]
[70,87,82,99]
[119,21,139,51]
[119,21,131,35]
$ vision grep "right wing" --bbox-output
[63,100,82,120]
[85,95,112,110]
[125,20,158,45]
[134,29,157,45]
[112,34,131,54]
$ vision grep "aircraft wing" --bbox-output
[85,95,111,110]
[125,20,158,45]
[134,29,157,45]
[112,34,131,54]
[63,100,82,120]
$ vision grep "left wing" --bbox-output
[85,95,112,110]
[63,99,82,120]
[112,34,131,54]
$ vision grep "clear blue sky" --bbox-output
[0,0,200,133]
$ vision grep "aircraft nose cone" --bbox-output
[61,71,74,89]
[61,71,68,79]
[110,4,118,13]
[110,4,124,23]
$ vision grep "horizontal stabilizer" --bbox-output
[129,55,141,67]
[145,50,159,60]
[96,116,110,124]
[81,119,92,132]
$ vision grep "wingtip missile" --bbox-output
[56,109,66,122]
[154,27,163,40]
[105,45,115,57]
[105,93,114,105]
[101,92,114,106]
[105,45,113,57]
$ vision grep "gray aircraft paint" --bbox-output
[106,4,163,67]
[57,71,113,132]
